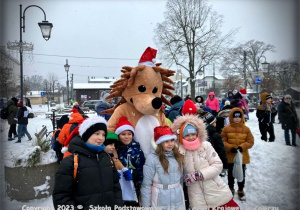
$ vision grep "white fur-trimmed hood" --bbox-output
[171,114,207,143]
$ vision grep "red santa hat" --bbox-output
[115,116,135,135]
[239,89,247,98]
[182,99,197,115]
[154,126,177,145]
[138,47,157,67]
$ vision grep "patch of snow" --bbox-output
[33,176,51,197]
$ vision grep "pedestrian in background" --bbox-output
[95,91,114,121]
[7,97,18,141]
[256,92,277,142]
[205,92,219,117]
[15,100,32,143]
[277,94,298,146]
[166,95,184,122]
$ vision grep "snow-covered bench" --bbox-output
[35,126,48,139]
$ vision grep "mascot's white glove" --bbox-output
[184,171,202,186]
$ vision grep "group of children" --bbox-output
[53,98,255,210]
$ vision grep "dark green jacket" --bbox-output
[7,100,18,125]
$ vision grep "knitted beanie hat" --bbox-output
[79,116,108,142]
[182,99,197,115]
[115,116,135,136]
[265,94,272,100]
[232,110,242,118]
[154,126,177,145]
[182,123,197,137]
[199,111,216,125]
[104,132,119,146]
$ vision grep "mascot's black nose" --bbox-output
[152,97,162,109]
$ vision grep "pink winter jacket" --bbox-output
[179,142,232,208]
[205,92,219,112]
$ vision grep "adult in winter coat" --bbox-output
[166,95,184,122]
[53,116,123,210]
[7,97,18,141]
[256,92,277,142]
[205,92,219,116]
[15,100,32,143]
[194,95,204,110]
[277,94,299,146]
[96,92,114,121]
[141,126,185,209]
[221,108,254,201]
[171,112,237,209]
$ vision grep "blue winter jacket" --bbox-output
[141,151,184,209]
[166,100,184,122]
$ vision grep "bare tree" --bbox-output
[222,75,243,91]
[221,40,275,89]
[271,60,299,94]
[0,67,18,98]
[154,0,237,99]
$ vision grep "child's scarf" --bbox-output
[182,137,201,150]
[85,143,105,152]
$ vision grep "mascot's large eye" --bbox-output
[138,85,146,92]
[152,87,158,94]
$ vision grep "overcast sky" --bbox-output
[0,0,298,85]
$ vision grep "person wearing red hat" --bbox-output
[141,126,185,209]
[115,116,145,206]
[171,102,239,209]
[15,100,32,143]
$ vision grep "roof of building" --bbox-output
[195,74,225,80]
[73,83,112,90]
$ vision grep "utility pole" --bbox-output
[71,73,73,102]
[45,81,49,111]
[243,51,247,89]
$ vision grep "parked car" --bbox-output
[81,100,100,111]
[0,98,7,109]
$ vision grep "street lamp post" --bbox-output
[18,4,53,100]
[255,56,269,106]
[64,59,70,105]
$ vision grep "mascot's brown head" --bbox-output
[103,47,175,115]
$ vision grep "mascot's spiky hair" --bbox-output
[102,64,175,114]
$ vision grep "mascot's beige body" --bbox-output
[103,63,175,156]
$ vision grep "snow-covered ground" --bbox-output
[0,104,299,210]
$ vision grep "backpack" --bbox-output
[0,106,9,119]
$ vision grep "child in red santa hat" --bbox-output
[141,125,185,209]
[115,116,145,206]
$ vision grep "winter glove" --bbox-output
[231,147,237,153]
[237,146,243,153]
[184,171,202,186]
[123,168,133,181]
